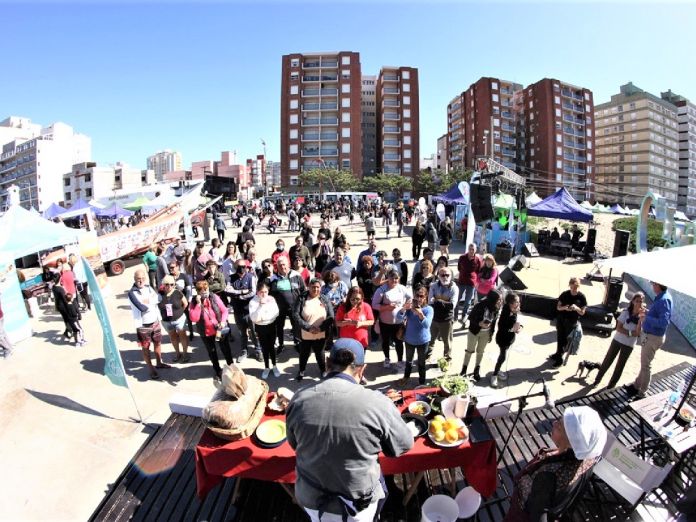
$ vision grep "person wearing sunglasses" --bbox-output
[428,267,459,363]
[158,275,190,363]
[397,285,433,386]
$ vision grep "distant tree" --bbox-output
[359,173,412,196]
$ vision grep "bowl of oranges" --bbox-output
[427,415,469,448]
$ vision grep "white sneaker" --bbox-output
[498,371,508,381]
[383,358,391,369]
[490,375,499,388]
[272,366,280,377]
[261,368,270,379]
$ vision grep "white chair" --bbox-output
[455,486,481,519]
[593,430,673,511]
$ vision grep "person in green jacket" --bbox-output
[142,243,159,288]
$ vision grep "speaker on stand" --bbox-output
[613,230,631,258]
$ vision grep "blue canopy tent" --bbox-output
[527,187,593,222]
[42,202,67,219]
[433,183,470,205]
[60,197,98,219]
[95,203,134,219]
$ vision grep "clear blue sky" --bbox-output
[3,2,695,170]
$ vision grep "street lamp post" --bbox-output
[483,130,490,159]
[260,138,268,199]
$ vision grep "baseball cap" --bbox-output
[330,338,365,365]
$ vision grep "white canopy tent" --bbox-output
[600,245,696,298]
[526,192,542,207]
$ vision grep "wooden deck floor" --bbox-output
[91,362,695,521]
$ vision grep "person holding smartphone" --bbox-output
[460,290,502,382]
[551,277,587,368]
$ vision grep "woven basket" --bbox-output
[204,379,270,442]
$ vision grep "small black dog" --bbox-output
[575,360,601,379]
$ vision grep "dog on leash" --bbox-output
[575,360,601,379]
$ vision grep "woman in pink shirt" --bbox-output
[189,280,232,380]
[476,254,499,300]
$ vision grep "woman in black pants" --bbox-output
[292,278,334,381]
[249,281,281,379]
[412,221,426,261]
[491,292,523,388]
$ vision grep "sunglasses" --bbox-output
[163,283,173,287]
[439,273,451,278]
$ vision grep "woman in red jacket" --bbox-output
[189,280,232,380]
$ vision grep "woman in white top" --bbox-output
[593,292,645,389]
[248,280,280,379]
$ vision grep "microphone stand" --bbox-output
[486,390,547,465]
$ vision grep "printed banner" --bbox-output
[98,211,182,263]
[82,258,128,387]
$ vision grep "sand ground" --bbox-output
[1,211,693,521]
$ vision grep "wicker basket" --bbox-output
[204,379,270,442]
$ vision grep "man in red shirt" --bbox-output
[456,244,482,329]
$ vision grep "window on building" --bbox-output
[492,94,499,102]
[342,143,350,153]
[290,99,298,109]
[342,98,350,108]
[342,84,350,93]
[493,118,500,127]
[291,59,299,67]
[290,144,298,154]
[403,96,410,105]
[86,188,92,197]
[341,56,350,65]
[530,149,535,156]
[402,70,410,79]
[556,146,562,155]
[290,114,298,124]
[290,129,298,139]
[342,112,350,123]
[64,178,70,186]
[556,160,562,169]
[342,70,350,79]
[530,112,535,121]
[554,96,560,104]
[555,108,561,117]
[556,134,562,142]
[342,127,350,138]
[290,85,298,95]
[404,109,411,118]
[290,159,298,169]
[290,72,299,81]
[587,140,592,149]
[403,83,410,92]
[404,149,411,159]
[65,192,71,201]
[342,159,350,168]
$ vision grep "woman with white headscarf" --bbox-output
[503,406,607,522]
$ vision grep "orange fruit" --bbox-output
[430,420,444,433]
[433,429,446,442]
[443,419,458,432]
[445,428,459,443]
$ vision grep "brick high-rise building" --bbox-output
[521,79,595,200]
[376,66,420,177]
[595,83,679,207]
[361,75,378,177]
[662,90,696,216]
[447,78,522,173]
[280,52,363,187]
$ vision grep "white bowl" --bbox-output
[408,400,431,416]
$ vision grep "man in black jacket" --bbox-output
[428,267,459,362]
[270,256,306,354]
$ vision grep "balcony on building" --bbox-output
[383,99,400,108]
[384,126,400,134]
[564,140,586,150]
[501,123,515,132]
[502,148,515,157]
[562,101,584,113]
[382,74,399,82]
[302,132,338,141]
[383,139,400,147]
[383,113,400,121]
[383,87,400,95]
[502,160,517,170]
[302,102,338,111]
[303,60,321,68]
[384,153,401,161]
[501,135,515,145]
[383,166,401,174]
[562,114,585,126]
[561,88,584,102]
[303,75,321,82]
[501,111,514,119]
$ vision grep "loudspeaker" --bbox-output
[603,276,623,312]
[523,243,540,257]
[613,230,630,257]
[585,228,597,252]
[499,267,528,290]
[470,184,494,222]
[509,254,527,271]
[519,292,556,319]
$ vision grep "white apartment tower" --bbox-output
[662,91,696,217]
[0,118,91,211]
[147,150,183,181]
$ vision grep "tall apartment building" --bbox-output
[281,52,363,187]
[246,154,266,189]
[521,79,595,200]
[63,162,156,203]
[594,83,679,207]
[437,134,448,172]
[361,75,378,177]
[662,91,696,217]
[147,150,182,181]
[376,67,419,177]
[447,78,522,173]
[266,161,281,189]
[0,119,91,211]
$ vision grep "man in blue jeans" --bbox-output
[625,281,672,400]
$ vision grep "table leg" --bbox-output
[231,477,242,504]
[403,471,425,506]
[640,417,646,458]
[280,483,298,505]
[448,468,458,496]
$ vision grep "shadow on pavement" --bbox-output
[25,388,134,422]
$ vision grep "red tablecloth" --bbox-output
[195,388,497,499]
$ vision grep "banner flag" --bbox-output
[82,258,128,388]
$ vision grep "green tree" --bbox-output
[333,169,360,192]
[359,173,412,196]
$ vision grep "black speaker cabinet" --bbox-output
[495,246,513,266]
[509,254,527,271]
[470,184,494,222]
[613,230,631,257]
[499,267,528,290]
[585,228,597,250]
[523,243,540,257]
[519,292,556,319]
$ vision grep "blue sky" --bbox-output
[3,2,695,169]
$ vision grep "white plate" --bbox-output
[427,418,467,448]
